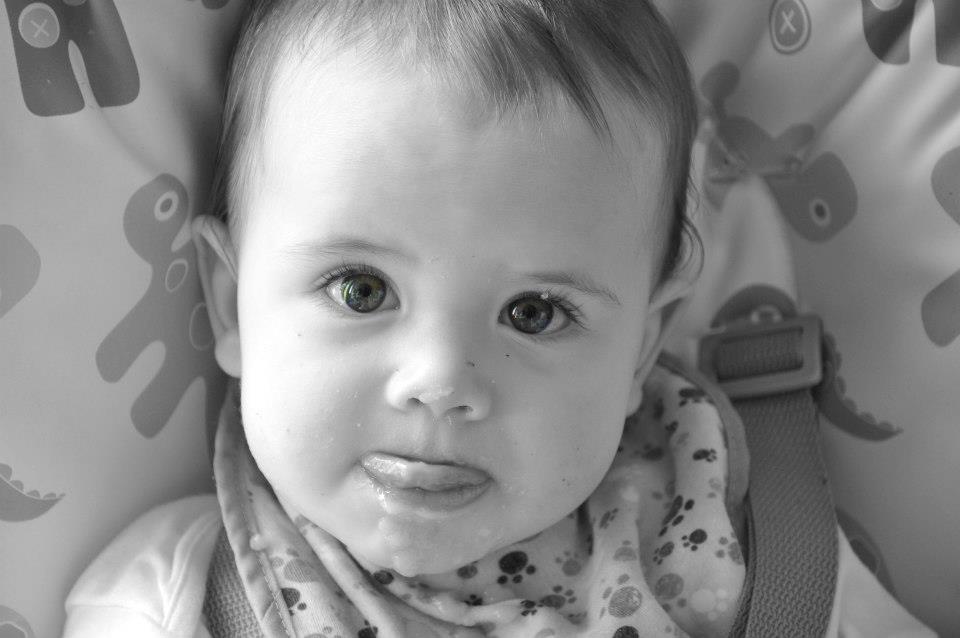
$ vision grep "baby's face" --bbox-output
[232,53,673,576]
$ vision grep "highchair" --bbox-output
[1,1,957,636]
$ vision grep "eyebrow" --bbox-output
[514,271,622,307]
[282,237,415,263]
[282,237,621,306]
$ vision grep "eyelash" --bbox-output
[314,263,586,334]
[315,262,383,289]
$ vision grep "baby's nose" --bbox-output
[385,353,492,421]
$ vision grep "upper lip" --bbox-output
[360,452,490,491]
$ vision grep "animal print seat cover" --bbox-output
[211,356,749,638]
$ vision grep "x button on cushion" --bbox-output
[770,0,811,54]
[18,3,60,49]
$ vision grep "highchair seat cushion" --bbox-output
[1,1,957,637]
[1,3,245,638]
[656,2,960,636]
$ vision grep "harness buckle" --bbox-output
[698,314,823,400]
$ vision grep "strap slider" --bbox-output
[698,314,823,400]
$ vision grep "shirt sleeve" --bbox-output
[63,494,222,638]
[825,527,937,638]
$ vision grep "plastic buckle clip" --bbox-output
[698,314,823,400]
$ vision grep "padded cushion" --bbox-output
[657,2,960,635]
[0,3,244,637]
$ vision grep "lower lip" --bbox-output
[370,480,491,512]
[359,453,492,513]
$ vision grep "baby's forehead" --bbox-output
[255,53,669,241]
[271,47,654,149]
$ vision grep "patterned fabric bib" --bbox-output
[212,358,748,637]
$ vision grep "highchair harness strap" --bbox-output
[203,527,262,638]
[700,314,839,638]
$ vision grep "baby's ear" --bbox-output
[193,215,242,377]
[625,256,700,415]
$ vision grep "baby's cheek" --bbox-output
[514,406,622,507]
[535,389,624,454]
[243,414,358,506]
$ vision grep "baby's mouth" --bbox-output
[360,452,489,490]
[360,452,491,511]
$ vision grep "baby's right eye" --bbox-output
[321,267,398,314]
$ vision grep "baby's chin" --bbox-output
[350,514,506,577]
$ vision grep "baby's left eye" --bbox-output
[500,294,575,335]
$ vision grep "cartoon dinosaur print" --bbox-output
[922,145,960,346]
[0,462,63,522]
[860,0,960,66]
[710,285,901,441]
[4,0,139,116]
[0,605,36,638]
[0,225,40,319]
[835,508,896,595]
[816,332,901,440]
[699,62,858,243]
[96,175,226,445]
[709,285,798,331]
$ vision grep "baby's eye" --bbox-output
[501,294,575,335]
[339,273,386,312]
[323,269,396,313]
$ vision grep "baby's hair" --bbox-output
[209,0,699,280]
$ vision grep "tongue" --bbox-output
[361,453,489,491]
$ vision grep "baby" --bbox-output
[64,1,936,637]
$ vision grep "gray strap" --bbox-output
[203,528,264,638]
[702,319,839,637]
[735,391,838,637]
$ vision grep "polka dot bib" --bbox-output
[213,358,748,637]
